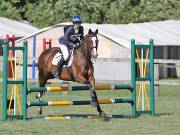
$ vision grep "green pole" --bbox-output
[149,39,155,115]
[22,41,28,120]
[131,39,136,116]
[2,40,8,120]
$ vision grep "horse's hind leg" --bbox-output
[36,69,47,115]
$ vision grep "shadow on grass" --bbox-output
[28,114,137,121]
[154,112,174,117]
[4,113,172,121]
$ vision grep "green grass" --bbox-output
[161,77,180,80]
[0,83,180,135]
[0,71,2,78]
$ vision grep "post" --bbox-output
[12,35,16,115]
[43,38,52,50]
[13,35,16,115]
[2,41,28,120]
[22,41,28,120]
[141,48,144,111]
[43,38,46,50]
[32,35,36,84]
[131,39,136,116]
[49,38,52,48]
[12,35,15,56]
[6,34,15,78]
[154,63,159,97]
[149,39,155,115]
[2,40,8,120]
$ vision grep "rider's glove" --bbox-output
[75,43,81,49]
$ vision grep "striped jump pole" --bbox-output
[44,114,134,120]
[28,84,132,93]
[44,115,105,120]
[28,98,133,107]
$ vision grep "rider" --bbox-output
[53,15,84,78]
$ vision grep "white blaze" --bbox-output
[92,37,97,56]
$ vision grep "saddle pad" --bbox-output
[52,51,73,67]
[52,52,62,65]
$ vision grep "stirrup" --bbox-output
[53,70,60,79]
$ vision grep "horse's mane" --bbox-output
[74,34,91,56]
[81,34,90,44]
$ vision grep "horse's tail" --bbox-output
[37,55,43,83]
[37,62,46,86]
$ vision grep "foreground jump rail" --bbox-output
[28,84,132,93]
[44,114,135,120]
[28,98,133,107]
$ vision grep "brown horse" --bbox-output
[37,29,110,120]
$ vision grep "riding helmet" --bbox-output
[72,16,82,23]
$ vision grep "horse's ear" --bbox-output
[88,29,92,34]
[95,29,98,35]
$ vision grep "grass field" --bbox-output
[0,71,2,78]
[0,82,180,135]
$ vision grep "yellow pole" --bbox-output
[137,83,142,109]
[8,55,15,114]
[136,49,143,110]
[15,53,23,114]
[143,49,150,110]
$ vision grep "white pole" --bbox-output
[141,48,144,111]
[14,50,17,115]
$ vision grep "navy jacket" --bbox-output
[59,25,84,48]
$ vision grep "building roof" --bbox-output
[16,20,180,49]
[0,17,38,38]
[83,20,180,48]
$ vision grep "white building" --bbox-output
[1,18,180,81]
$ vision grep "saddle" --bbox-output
[52,49,73,67]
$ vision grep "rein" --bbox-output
[74,35,98,63]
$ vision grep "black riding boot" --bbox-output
[53,58,64,78]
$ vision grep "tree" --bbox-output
[0,1,22,20]
[0,0,180,27]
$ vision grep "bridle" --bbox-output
[78,33,99,63]
[88,36,99,63]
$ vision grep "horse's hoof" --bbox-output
[37,107,42,115]
[91,101,97,107]
[100,112,111,121]
[35,94,41,99]
[91,98,97,107]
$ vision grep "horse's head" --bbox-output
[85,29,99,59]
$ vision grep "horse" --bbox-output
[37,29,110,120]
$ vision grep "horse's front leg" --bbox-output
[75,66,110,121]
[88,76,110,121]
[35,92,44,115]
[36,76,47,115]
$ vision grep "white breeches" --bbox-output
[59,44,69,61]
